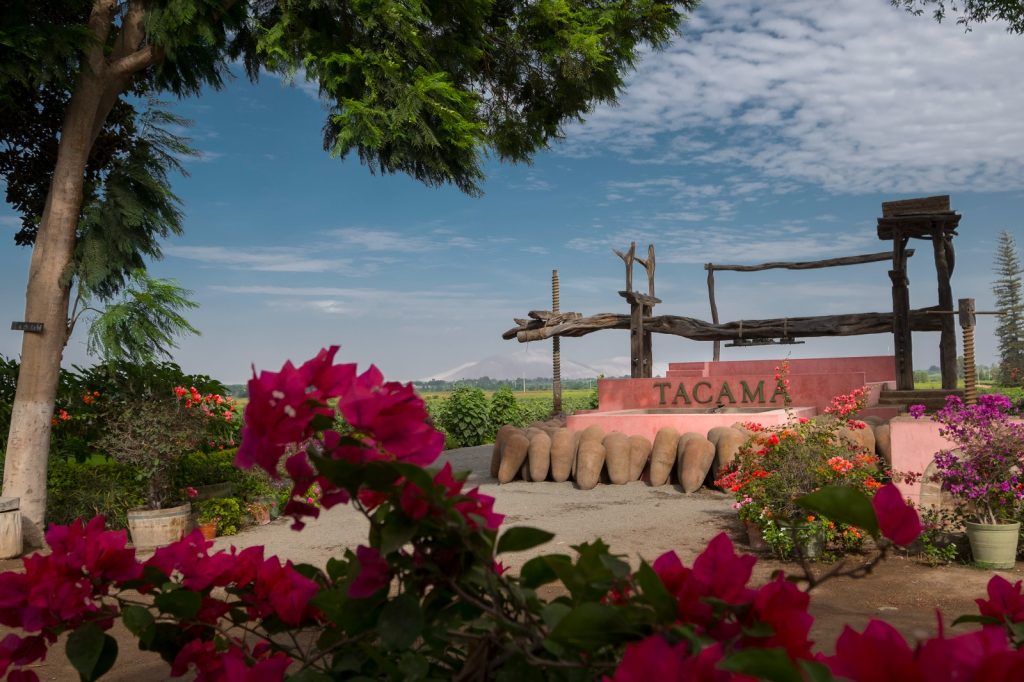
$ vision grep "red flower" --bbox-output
[872,484,922,546]
[976,576,1024,625]
[349,546,390,599]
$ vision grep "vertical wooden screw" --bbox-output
[552,270,562,416]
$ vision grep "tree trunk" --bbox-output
[2,70,116,549]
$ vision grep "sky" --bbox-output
[2,0,1023,384]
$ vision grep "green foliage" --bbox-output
[84,271,199,364]
[72,104,196,299]
[915,506,966,566]
[993,231,1024,386]
[194,497,243,536]
[487,387,521,437]
[437,386,491,448]
[46,458,146,531]
[892,0,1024,33]
[96,397,209,510]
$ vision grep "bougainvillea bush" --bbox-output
[917,394,1024,525]
[6,349,1024,681]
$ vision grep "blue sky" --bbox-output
[2,0,1023,383]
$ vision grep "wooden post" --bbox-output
[552,270,562,415]
[706,265,721,362]
[620,291,660,378]
[959,298,977,405]
[630,299,644,379]
[890,235,914,390]
[933,235,958,390]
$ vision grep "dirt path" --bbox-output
[3,445,1018,679]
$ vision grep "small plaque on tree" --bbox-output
[10,321,43,333]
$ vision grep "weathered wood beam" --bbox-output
[505,308,945,343]
[705,250,912,273]
[882,195,950,217]
[877,214,961,240]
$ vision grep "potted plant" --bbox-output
[716,388,884,560]
[97,394,209,548]
[915,394,1024,569]
[194,497,243,537]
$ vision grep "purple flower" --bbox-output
[909,404,927,419]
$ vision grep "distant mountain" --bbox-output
[422,352,668,381]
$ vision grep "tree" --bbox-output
[891,0,1024,33]
[1,0,699,546]
[993,230,1024,386]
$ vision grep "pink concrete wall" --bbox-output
[597,372,870,412]
[567,406,817,444]
[666,356,895,382]
[889,417,955,504]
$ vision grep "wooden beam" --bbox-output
[504,308,945,343]
[704,250,911,273]
[877,214,961,240]
[882,195,950,217]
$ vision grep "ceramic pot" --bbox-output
[965,521,1020,570]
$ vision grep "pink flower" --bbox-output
[872,484,922,546]
[186,486,198,498]
[976,576,1024,625]
[349,546,390,598]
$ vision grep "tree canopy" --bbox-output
[1,0,701,545]
[891,0,1024,33]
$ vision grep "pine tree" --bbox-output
[993,231,1024,386]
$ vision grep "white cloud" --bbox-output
[561,0,1024,194]
[522,246,550,255]
[0,215,19,229]
[566,222,877,265]
[164,245,355,273]
[323,228,477,253]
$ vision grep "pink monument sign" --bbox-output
[567,355,897,450]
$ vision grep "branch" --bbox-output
[109,44,162,78]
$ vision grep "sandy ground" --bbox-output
[4,445,1019,680]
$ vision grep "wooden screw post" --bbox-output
[552,270,562,416]
[959,298,977,405]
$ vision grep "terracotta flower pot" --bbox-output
[198,521,217,540]
[743,520,769,551]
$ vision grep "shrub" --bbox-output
[437,385,490,447]
[487,387,521,436]
[96,396,209,509]
[46,458,146,531]
[194,497,243,536]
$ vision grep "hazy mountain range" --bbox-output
[421,352,669,382]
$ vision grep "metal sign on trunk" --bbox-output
[10,321,43,333]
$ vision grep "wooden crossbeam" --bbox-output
[705,250,912,273]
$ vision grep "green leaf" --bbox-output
[378,593,424,650]
[66,623,119,682]
[380,518,418,554]
[497,527,555,554]
[541,601,572,630]
[720,648,802,682]
[520,554,570,589]
[800,659,837,682]
[797,486,880,536]
[952,614,1002,627]
[549,602,638,647]
[634,562,676,623]
[391,462,437,491]
[154,589,202,619]
[120,605,154,638]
